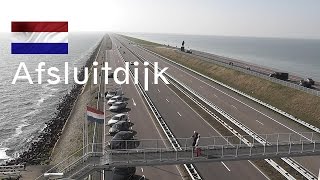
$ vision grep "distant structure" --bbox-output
[181,41,185,51]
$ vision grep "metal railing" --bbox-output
[106,132,320,167]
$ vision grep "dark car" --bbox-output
[109,102,128,112]
[109,121,134,136]
[108,131,139,149]
[112,167,136,180]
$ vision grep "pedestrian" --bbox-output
[195,134,201,157]
[192,131,199,148]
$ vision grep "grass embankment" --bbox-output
[122,35,320,129]
[148,47,320,127]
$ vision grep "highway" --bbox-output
[115,35,320,177]
[111,36,269,180]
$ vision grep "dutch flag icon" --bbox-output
[11,21,68,54]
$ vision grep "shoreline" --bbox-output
[5,39,103,166]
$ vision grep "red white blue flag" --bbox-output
[87,106,104,124]
[11,21,68,54]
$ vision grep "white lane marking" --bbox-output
[157,89,160,92]
[132,98,136,106]
[221,162,231,171]
[141,167,144,172]
[177,112,182,116]
[248,161,271,180]
[231,105,237,109]
[213,94,218,97]
[166,99,169,102]
[256,120,264,125]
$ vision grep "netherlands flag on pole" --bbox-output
[11,21,68,54]
[87,106,104,124]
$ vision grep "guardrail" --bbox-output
[107,136,320,167]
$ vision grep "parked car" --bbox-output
[186,49,192,54]
[105,91,117,100]
[269,72,289,80]
[299,80,312,88]
[107,95,124,105]
[111,167,136,180]
[107,114,129,127]
[105,90,123,100]
[306,78,315,85]
[109,102,128,112]
[108,131,139,149]
[130,61,134,65]
[109,121,134,136]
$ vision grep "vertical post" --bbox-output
[276,133,279,154]
[192,147,194,159]
[301,141,304,153]
[156,139,158,150]
[313,141,316,152]
[265,134,268,145]
[83,112,86,156]
[252,136,255,146]
[221,145,224,157]
[250,145,252,156]
[289,133,291,144]
[185,138,187,151]
[263,143,266,155]
[289,141,292,154]
[160,148,162,161]
[311,132,314,142]
[127,150,130,163]
[235,145,238,157]
[176,149,178,160]
[226,137,229,146]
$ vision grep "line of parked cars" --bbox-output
[105,90,139,179]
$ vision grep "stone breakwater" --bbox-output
[6,40,102,166]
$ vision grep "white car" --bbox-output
[109,102,128,112]
[107,95,124,105]
[107,114,129,127]
[105,91,117,100]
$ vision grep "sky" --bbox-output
[0,0,319,39]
